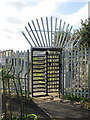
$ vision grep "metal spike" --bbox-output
[53,17,57,47]
[46,17,50,47]
[64,26,73,46]
[61,24,69,46]
[28,22,40,47]
[36,18,45,47]
[22,31,32,47]
[51,16,53,47]
[25,26,36,46]
[56,20,62,47]
[32,20,43,47]
[41,17,48,47]
[58,22,66,47]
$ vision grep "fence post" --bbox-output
[61,50,64,96]
[16,51,20,92]
[27,50,30,97]
[88,48,90,98]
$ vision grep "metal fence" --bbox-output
[62,47,90,98]
[0,50,30,97]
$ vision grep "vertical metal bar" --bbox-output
[46,17,50,47]
[58,22,66,47]
[84,48,87,98]
[80,48,83,97]
[70,50,73,97]
[32,20,43,47]
[59,51,61,98]
[36,18,45,47]
[28,22,40,47]
[78,46,81,97]
[61,50,64,96]
[31,48,33,97]
[53,18,57,47]
[46,51,48,95]
[41,17,48,47]
[64,26,73,46]
[51,16,53,47]
[61,24,69,47]
[27,50,30,97]
[74,48,77,96]
[56,20,62,47]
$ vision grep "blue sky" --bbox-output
[0,0,89,51]
[58,2,86,14]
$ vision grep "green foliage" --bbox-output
[64,94,90,110]
[64,94,82,102]
[24,114,38,120]
[1,114,38,120]
[0,68,14,80]
[77,18,90,48]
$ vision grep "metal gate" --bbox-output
[31,47,62,97]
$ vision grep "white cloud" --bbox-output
[0,0,89,51]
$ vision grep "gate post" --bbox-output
[27,50,30,97]
[31,48,33,97]
[61,50,64,96]
[45,51,48,96]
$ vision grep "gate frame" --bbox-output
[31,47,62,97]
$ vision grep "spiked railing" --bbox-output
[22,16,81,49]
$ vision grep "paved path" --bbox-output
[34,93,90,119]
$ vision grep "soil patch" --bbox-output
[2,95,51,119]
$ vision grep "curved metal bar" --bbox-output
[12,66,19,98]
[17,65,23,96]
[24,68,30,98]
[5,65,13,95]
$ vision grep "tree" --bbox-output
[78,18,90,48]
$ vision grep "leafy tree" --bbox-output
[77,18,90,48]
